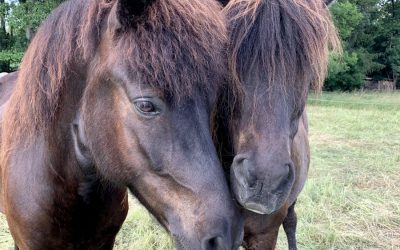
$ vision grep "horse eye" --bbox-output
[134,100,159,115]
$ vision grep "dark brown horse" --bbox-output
[0,0,244,249]
[214,0,340,249]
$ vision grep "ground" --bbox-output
[0,91,399,249]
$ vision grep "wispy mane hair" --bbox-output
[1,0,226,146]
[224,0,341,92]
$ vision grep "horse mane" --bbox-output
[107,0,227,98]
[224,0,341,92]
[2,0,226,145]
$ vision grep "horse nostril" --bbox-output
[202,236,226,250]
[233,154,247,165]
[232,155,258,190]
[283,163,291,177]
[274,163,295,193]
[284,163,294,181]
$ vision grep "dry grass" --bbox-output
[0,91,399,249]
[277,91,400,249]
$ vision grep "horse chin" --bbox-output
[241,200,281,215]
[233,181,290,215]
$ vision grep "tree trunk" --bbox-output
[0,0,5,34]
[391,0,395,18]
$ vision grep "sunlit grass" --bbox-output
[0,91,399,249]
[277,91,400,249]
[114,199,174,250]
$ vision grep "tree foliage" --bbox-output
[0,0,399,91]
[0,0,62,71]
[327,0,400,90]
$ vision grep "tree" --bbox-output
[0,0,63,71]
[326,0,400,91]
[379,0,400,86]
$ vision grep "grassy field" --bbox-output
[0,91,399,249]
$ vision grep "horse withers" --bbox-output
[0,0,243,249]
[214,0,340,249]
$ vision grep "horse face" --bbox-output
[230,71,309,215]
[75,0,243,249]
[82,76,243,249]
[223,0,337,216]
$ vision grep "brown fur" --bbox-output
[224,0,340,93]
[1,0,226,147]
[220,0,341,249]
[0,0,245,249]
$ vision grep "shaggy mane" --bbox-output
[1,0,226,145]
[224,0,341,92]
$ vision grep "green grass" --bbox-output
[113,199,173,250]
[0,91,399,249]
[308,91,400,110]
[277,91,400,249]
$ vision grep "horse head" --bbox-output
[1,0,243,249]
[222,0,340,215]
[78,0,243,248]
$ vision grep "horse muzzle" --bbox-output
[171,221,244,250]
[230,155,295,215]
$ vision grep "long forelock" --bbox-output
[224,0,341,94]
[111,0,227,100]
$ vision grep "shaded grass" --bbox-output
[0,91,399,249]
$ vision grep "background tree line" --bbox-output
[0,0,62,71]
[0,0,399,91]
[327,0,400,90]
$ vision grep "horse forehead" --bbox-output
[238,71,303,115]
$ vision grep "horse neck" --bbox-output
[48,71,90,176]
[14,70,89,185]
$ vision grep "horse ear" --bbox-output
[116,0,156,27]
[325,0,336,7]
